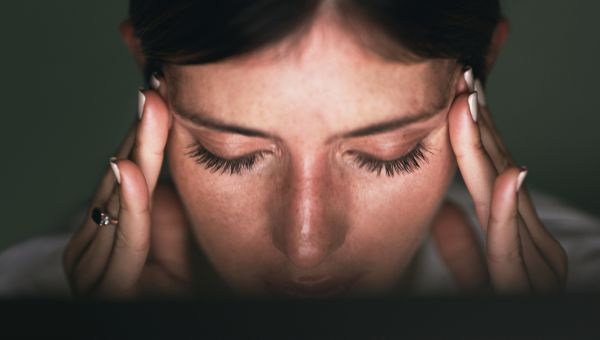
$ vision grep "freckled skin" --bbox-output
[164,15,461,296]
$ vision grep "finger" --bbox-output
[482,127,567,285]
[479,108,512,163]
[482,123,567,283]
[448,92,498,231]
[478,109,561,289]
[431,201,489,291]
[69,218,117,296]
[130,89,171,199]
[478,114,514,173]
[516,188,568,284]
[474,80,512,164]
[63,124,138,277]
[472,81,567,283]
[69,160,122,295]
[95,122,138,201]
[94,159,151,298]
[487,167,530,294]
[516,214,562,293]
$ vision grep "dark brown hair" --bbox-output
[129,0,501,83]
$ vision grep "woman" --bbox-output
[55,0,574,298]
[4,0,599,299]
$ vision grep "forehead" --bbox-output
[165,13,457,134]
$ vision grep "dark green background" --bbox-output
[1,1,599,251]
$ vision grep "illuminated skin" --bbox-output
[161,20,458,296]
[62,12,567,298]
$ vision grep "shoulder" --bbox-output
[0,233,72,298]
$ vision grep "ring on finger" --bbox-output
[91,207,119,227]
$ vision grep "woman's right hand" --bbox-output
[430,73,567,295]
[62,83,191,299]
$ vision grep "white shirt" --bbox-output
[1,181,599,298]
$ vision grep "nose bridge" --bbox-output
[295,173,324,247]
[274,154,346,269]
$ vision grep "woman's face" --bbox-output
[163,19,462,297]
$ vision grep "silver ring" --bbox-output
[91,207,119,226]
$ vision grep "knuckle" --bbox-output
[114,225,150,254]
[121,202,150,221]
[454,137,486,162]
[488,213,503,228]
[487,246,523,266]
[149,148,164,158]
[472,138,486,156]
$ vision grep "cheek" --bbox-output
[343,126,456,288]
[166,126,278,288]
[166,123,456,293]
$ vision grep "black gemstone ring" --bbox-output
[91,207,119,227]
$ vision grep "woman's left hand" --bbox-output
[434,71,568,294]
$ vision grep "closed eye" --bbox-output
[349,142,432,177]
[185,142,268,175]
[186,141,431,178]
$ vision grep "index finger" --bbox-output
[448,91,498,231]
[63,118,138,278]
[130,87,171,198]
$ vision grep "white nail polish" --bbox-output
[516,168,528,192]
[463,67,475,92]
[468,92,478,122]
[138,90,146,120]
[474,79,487,106]
[109,157,121,184]
[150,73,161,90]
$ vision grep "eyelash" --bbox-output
[350,142,431,177]
[185,143,267,175]
[186,142,431,177]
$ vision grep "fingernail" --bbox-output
[150,73,161,90]
[474,79,487,106]
[463,67,475,92]
[468,92,478,122]
[138,89,146,120]
[516,167,528,192]
[109,157,121,184]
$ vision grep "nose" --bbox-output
[271,157,348,269]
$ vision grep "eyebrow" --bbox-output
[172,99,448,141]
[337,108,444,139]
[174,109,275,138]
